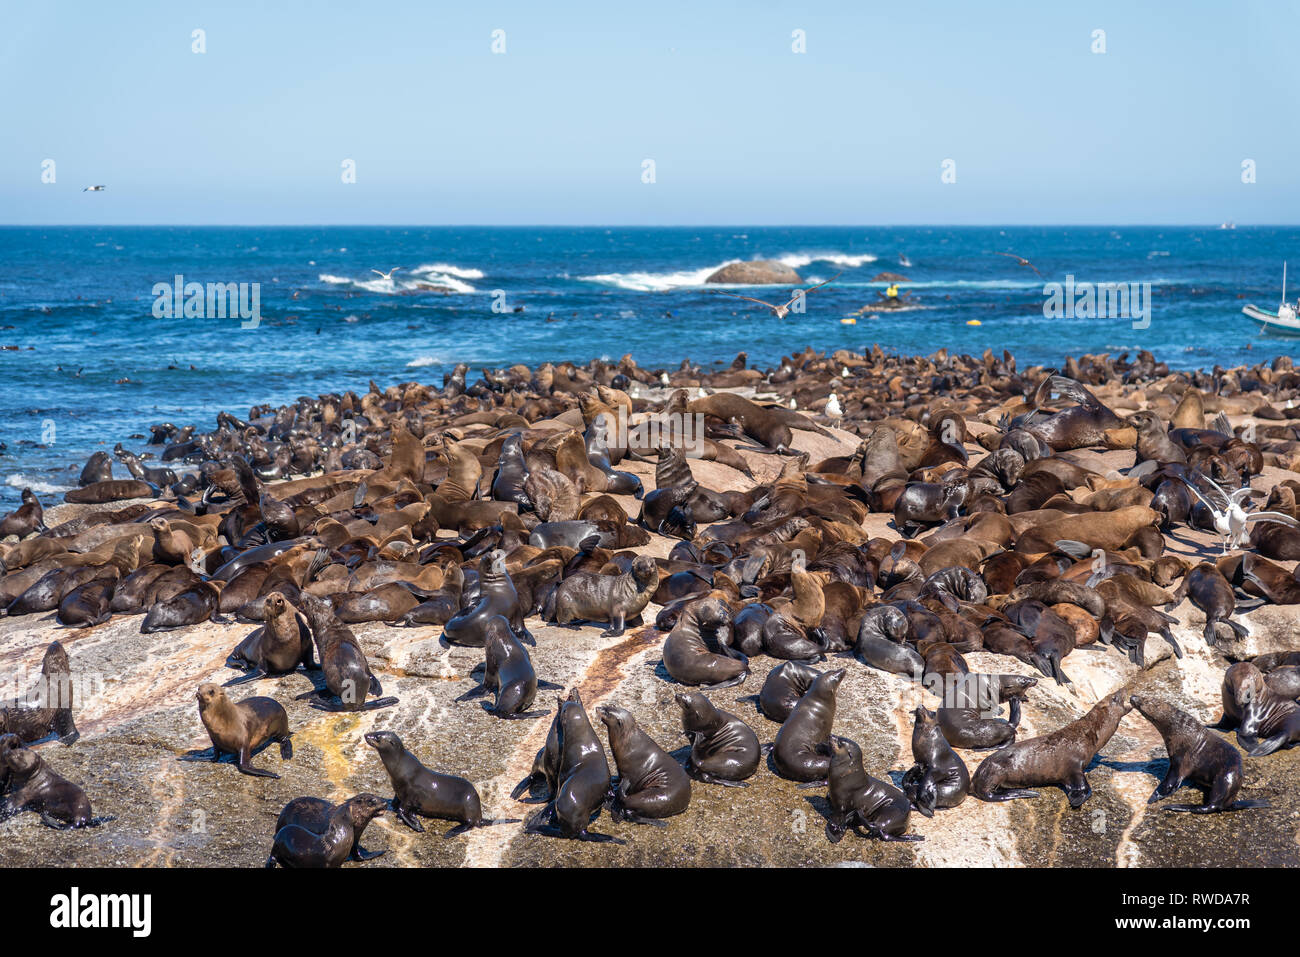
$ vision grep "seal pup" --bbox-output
[822,736,921,843]
[0,739,110,829]
[524,689,623,844]
[456,615,554,719]
[773,667,844,783]
[0,641,79,744]
[364,730,517,837]
[194,683,293,778]
[224,591,316,685]
[597,704,692,825]
[662,597,748,689]
[297,594,398,712]
[266,793,390,867]
[756,660,820,723]
[900,705,970,816]
[1129,696,1267,813]
[971,690,1133,807]
[675,691,761,786]
[548,554,658,637]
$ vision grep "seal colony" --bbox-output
[3,345,1300,862]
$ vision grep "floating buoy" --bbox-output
[841,317,857,325]
[967,319,982,326]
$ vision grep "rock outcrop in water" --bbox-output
[706,260,802,284]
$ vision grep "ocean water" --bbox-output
[2,225,1297,510]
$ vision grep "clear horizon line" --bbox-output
[0,222,1286,229]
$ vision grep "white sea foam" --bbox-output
[5,474,71,495]
[406,356,437,368]
[317,263,479,294]
[776,251,879,269]
[581,251,878,291]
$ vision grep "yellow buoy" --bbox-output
[966,319,982,326]
[841,317,857,325]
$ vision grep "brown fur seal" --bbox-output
[822,735,921,842]
[0,641,79,744]
[266,793,390,867]
[364,730,517,837]
[1170,563,1249,647]
[524,690,623,844]
[971,689,1132,807]
[548,554,658,636]
[456,615,553,719]
[772,667,844,782]
[1218,662,1300,756]
[443,548,532,646]
[757,660,820,723]
[662,597,748,689]
[141,579,226,633]
[193,683,293,778]
[901,705,970,816]
[0,738,109,829]
[675,691,761,786]
[1130,695,1267,813]
[224,591,316,685]
[597,704,692,825]
[296,594,398,712]
[0,489,46,538]
[63,479,157,504]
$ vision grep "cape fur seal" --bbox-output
[597,704,692,825]
[1130,696,1267,813]
[365,730,517,837]
[266,793,390,867]
[822,736,921,843]
[194,683,293,778]
[675,691,761,786]
[971,690,1132,807]
[0,641,79,744]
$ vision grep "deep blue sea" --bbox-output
[2,225,1298,510]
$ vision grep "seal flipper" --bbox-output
[351,846,385,861]
[222,669,266,687]
[982,787,1040,801]
[393,802,425,833]
[1246,733,1290,757]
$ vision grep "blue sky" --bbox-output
[2,0,1296,225]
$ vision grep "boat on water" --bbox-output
[1243,261,1300,335]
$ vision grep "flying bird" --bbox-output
[82,185,106,192]
[987,250,1043,278]
[712,272,842,319]
[370,267,402,280]
[1180,470,1299,552]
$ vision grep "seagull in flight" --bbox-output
[712,272,842,319]
[1180,470,1299,552]
[82,185,107,192]
[370,267,402,280]
[987,250,1043,279]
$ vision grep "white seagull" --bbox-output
[82,185,106,192]
[712,272,842,319]
[370,267,402,280]
[1182,472,1299,552]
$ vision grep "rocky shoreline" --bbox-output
[3,346,1300,867]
